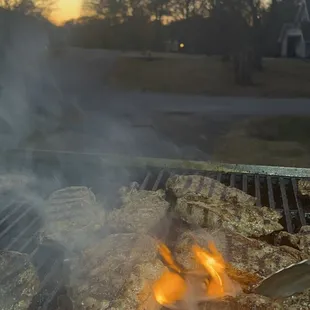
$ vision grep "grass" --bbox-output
[212,116,310,167]
[109,55,310,98]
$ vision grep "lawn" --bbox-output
[109,55,310,98]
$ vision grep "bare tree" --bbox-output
[0,0,57,17]
[169,0,212,19]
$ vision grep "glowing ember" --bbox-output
[151,240,240,308]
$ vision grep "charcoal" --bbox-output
[166,175,256,204]
[175,229,303,279]
[107,188,169,234]
[167,175,282,238]
[41,186,105,253]
[275,226,310,257]
[69,233,165,310]
[0,250,40,310]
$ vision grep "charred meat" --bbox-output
[41,186,105,253]
[107,188,169,234]
[0,250,40,310]
[167,175,283,237]
[69,233,165,310]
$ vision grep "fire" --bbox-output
[152,270,186,306]
[152,240,239,308]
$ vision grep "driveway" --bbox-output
[3,47,310,165]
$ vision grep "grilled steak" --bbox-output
[69,233,164,310]
[275,226,310,257]
[107,188,169,234]
[280,288,310,309]
[167,175,283,237]
[0,250,40,310]
[199,294,281,310]
[41,186,105,253]
[175,229,303,279]
[166,175,256,204]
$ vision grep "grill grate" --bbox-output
[1,166,310,309]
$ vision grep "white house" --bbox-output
[279,0,310,58]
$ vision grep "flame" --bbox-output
[152,241,239,308]
[152,270,186,306]
[158,242,181,273]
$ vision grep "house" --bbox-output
[279,0,310,58]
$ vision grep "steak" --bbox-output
[0,250,40,310]
[41,186,105,253]
[167,175,283,237]
[69,233,164,310]
[107,187,169,234]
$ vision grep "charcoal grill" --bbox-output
[1,148,310,309]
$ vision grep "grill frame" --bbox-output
[1,148,310,309]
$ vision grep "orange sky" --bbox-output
[51,0,82,24]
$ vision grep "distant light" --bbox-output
[180,43,185,48]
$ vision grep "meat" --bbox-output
[175,229,303,279]
[298,179,310,196]
[167,175,256,205]
[69,233,165,310]
[280,288,310,309]
[199,294,281,310]
[275,226,310,257]
[166,175,283,237]
[107,188,169,234]
[0,250,40,310]
[41,186,105,253]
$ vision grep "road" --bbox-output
[3,47,310,163]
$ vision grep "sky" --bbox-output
[52,0,83,24]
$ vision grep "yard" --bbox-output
[109,55,310,98]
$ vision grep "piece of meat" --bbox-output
[298,179,310,196]
[167,175,283,238]
[175,229,303,279]
[275,226,310,257]
[279,288,310,309]
[197,294,281,310]
[41,186,105,253]
[69,233,165,310]
[0,250,40,310]
[166,175,256,205]
[107,188,169,234]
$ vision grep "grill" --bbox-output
[1,149,310,309]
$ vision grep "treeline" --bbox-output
[65,0,302,57]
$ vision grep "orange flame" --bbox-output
[158,242,181,273]
[152,241,239,308]
[152,270,186,306]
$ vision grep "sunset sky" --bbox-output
[52,0,83,24]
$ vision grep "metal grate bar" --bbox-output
[152,170,164,191]
[267,176,276,209]
[4,216,40,251]
[140,172,151,190]
[0,202,24,227]
[230,174,235,188]
[242,175,248,193]
[0,206,35,241]
[292,178,307,226]
[255,175,262,207]
[279,177,293,233]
